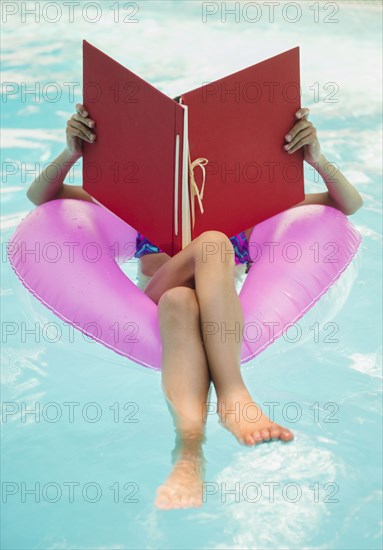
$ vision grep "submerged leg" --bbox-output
[154,286,212,510]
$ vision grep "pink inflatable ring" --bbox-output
[7,199,362,371]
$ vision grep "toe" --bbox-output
[251,431,263,444]
[156,486,176,509]
[261,428,271,441]
[238,435,247,446]
[270,427,281,440]
[280,428,294,441]
[190,494,202,508]
[156,495,169,509]
[245,433,256,446]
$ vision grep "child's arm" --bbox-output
[26,103,96,205]
[26,148,82,205]
[285,108,363,216]
[295,154,364,215]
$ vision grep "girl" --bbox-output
[26,101,363,510]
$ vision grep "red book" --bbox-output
[82,40,304,255]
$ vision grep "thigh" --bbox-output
[143,231,230,303]
[143,250,195,302]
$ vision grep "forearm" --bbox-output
[26,148,81,205]
[310,154,364,215]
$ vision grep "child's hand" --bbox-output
[65,103,96,157]
[283,108,322,165]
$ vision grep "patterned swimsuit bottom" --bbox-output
[134,231,253,291]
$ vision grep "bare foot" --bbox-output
[217,389,294,446]
[155,453,205,510]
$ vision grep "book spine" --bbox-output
[174,134,180,237]
[173,103,185,255]
[181,104,191,249]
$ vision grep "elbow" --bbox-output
[26,189,34,204]
[343,196,364,216]
[26,190,37,206]
[26,188,41,206]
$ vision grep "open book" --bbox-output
[82,40,304,256]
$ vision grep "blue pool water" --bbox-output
[1,1,382,549]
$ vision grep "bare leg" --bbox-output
[145,231,293,447]
[154,287,212,510]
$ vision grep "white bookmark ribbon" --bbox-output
[188,151,208,229]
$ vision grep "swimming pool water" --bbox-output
[1,1,382,549]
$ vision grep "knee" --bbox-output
[158,286,199,320]
[199,230,230,243]
[196,230,235,267]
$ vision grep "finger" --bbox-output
[76,103,88,117]
[71,112,95,130]
[296,108,310,119]
[285,120,312,142]
[285,128,314,152]
[67,121,92,142]
[285,130,315,154]
[74,106,95,128]
[69,115,95,139]
[67,120,95,142]
[75,112,95,128]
